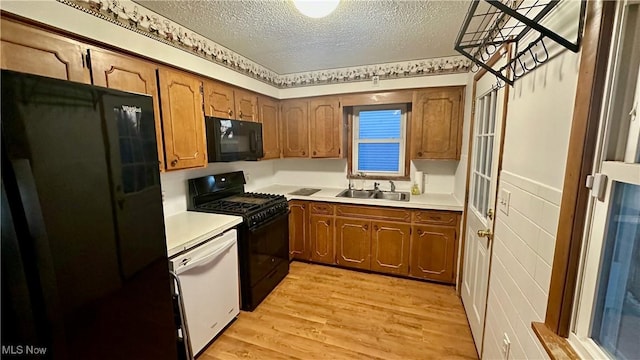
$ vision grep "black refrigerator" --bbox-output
[1,70,179,359]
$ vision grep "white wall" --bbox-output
[272,158,459,194]
[482,50,580,359]
[160,161,276,217]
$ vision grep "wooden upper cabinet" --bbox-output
[281,100,309,157]
[157,68,207,170]
[289,201,309,261]
[409,225,457,283]
[259,96,281,160]
[88,48,165,171]
[1,18,89,83]
[203,80,258,121]
[309,98,341,158]
[335,218,371,270]
[203,79,235,119]
[411,87,464,160]
[310,214,335,264]
[370,221,411,275]
[234,89,258,122]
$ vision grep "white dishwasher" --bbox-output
[170,229,240,356]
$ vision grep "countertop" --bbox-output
[255,184,464,212]
[165,211,243,257]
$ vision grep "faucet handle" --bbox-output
[389,180,396,192]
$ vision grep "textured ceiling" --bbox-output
[134,0,470,74]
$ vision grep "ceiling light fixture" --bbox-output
[293,0,340,18]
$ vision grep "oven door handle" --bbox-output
[175,238,236,274]
[248,211,289,232]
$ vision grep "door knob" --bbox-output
[477,229,493,239]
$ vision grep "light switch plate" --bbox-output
[499,189,511,215]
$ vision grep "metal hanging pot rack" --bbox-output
[454,0,587,88]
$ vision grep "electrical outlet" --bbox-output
[372,75,380,87]
[499,189,511,215]
[502,333,511,359]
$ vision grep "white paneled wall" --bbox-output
[484,171,561,360]
[482,49,580,359]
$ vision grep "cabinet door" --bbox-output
[335,218,371,270]
[157,68,207,170]
[234,89,259,122]
[310,214,335,264]
[309,98,341,158]
[281,100,309,157]
[89,48,165,171]
[409,225,457,283]
[371,221,410,275]
[203,79,235,119]
[288,201,308,260]
[411,87,463,160]
[259,97,281,160]
[1,18,89,83]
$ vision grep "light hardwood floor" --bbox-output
[201,261,478,360]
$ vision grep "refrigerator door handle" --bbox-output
[170,271,194,360]
[8,158,68,356]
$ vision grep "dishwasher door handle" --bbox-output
[175,238,236,274]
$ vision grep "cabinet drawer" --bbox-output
[336,205,411,223]
[310,202,334,215]
[412,210,458,226]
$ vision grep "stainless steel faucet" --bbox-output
[389,180,396,192]
[373,182,380,191]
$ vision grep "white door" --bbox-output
[461,60,508,354]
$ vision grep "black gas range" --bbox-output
[187,171,289,311]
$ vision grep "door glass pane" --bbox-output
[486,135,494,176]
[591,181,640,359]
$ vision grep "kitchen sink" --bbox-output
[337,189,375,199]
[336,189,410,202]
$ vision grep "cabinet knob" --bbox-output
[238,111,243,118]
[417,152,423,157]
[302,151,306,156]
[327,220,331,226]
[417,229,423,235]
[228,109,233,117]
[171,159,178,167]
[373,225,378,231]
[363,224,369,230]
[313,151,317,156]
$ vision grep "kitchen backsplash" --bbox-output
[272,158,459,194]
[161,158,462,218]
[160,160,276,217]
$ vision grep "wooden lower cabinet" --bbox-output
[335,218,371,270]
[310,214,335,264]
[370,221,411,275]
[300,200,459,284]
[288,201,308,260]
[409,225,457,283]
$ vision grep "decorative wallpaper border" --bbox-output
[58,0,472,88]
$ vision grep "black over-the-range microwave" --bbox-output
[205,116,264,162]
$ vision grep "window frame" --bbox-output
[532,1,635,359]
[568,1,640,358]
[348,103,411,180]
